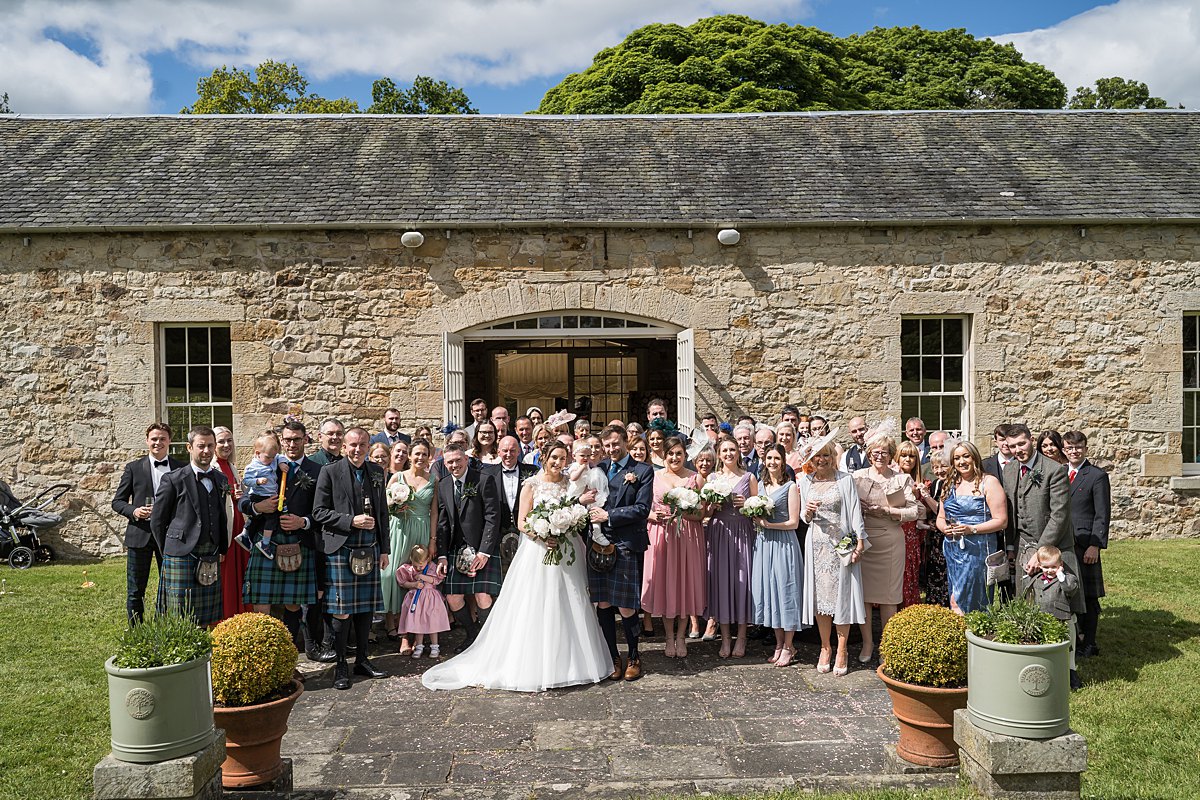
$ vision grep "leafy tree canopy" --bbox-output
[536,17,1069,113]
[1068,77,1170,109]
[1,92,10,113]
[368,76,478,114]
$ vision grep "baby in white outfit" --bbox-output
[566,440,611,545]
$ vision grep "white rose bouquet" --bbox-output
[739,494,775,521]
[386,479,412,516]
[700,474,738,506]
[663,486,701,526]
[523,495,589,565]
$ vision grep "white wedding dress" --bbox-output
[422,475,614,692]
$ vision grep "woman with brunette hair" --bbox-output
[751,444,805,667]
[894,441,929,608]
[646,427,668,470]
[627,435,650,464]
[642,436,707,658]
[388,440,410,479]
[1037,430,1069,466]
[706,435,759,658]
[469,421,501,465]
[799,440,866,676]
[939,440,1008,614]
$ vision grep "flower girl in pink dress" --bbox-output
[396,544,450,658]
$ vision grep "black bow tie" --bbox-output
[503,468,518,475]
[153,459,169,468]
[196,470,211,480]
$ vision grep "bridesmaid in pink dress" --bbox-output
[641,437,707,658]
[396,544,451,659]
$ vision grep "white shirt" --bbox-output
[500,466,520,509]
[148,454,171,493]
[190,463,214,493]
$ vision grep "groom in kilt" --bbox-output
[240,421,322,658]
[313,427,391,690]
[587,424,654,681]
[151,426,229,627]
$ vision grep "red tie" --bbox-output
[1021,465,1029,478]
[1069,470,1076,483]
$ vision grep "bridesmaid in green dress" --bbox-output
[382,439,438,655]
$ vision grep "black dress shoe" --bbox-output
[1077,643,1100,659]
[1070,669,1083,691]
[307,647,338,663]
[353,658,388,679]
[333,663,351,691]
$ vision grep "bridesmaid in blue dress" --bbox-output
[751,445,806,667]
[706,436,758,658]
[937,440,1009,614]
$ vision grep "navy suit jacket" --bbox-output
[370,430,412,448]
[150,466,230,557]
[596,457,654,553]
[1068,461,1111,550]
[113,456,186,549]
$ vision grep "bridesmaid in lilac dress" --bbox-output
[706,436,758,658]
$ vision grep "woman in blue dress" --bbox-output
[937,440,1009,614]
[751,445,806,667]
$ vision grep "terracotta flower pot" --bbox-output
[212,678,303,788]
[876,665,967,767]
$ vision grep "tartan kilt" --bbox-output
[242,531,317,606]
[157,550,222,627]
[587,545,643,610]
[326,545,384,616]
[1074,544,1105,599]
[443,553,503,598]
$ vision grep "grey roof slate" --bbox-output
[1,111,1199,230]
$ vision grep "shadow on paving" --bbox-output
[281,631,957,799]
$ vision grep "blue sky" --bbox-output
[3,0,1195,115]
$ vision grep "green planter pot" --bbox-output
[966,630,1070,739]
[105,654,216,763]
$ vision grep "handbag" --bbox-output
[275,542,302,573]
[194,555,220,586]
[985,549,1010,586]
[586,541,617,573]
[349,547,376,576]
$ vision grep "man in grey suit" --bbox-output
[1063,430,1110,659]
[1002,423,1086,616]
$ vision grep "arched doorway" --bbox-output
[444,313,694,428]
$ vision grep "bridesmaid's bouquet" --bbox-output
[663,487,701,525]
[700,474,738,506]
[386,479,412,516]
[739,494,775,522]
[525,496,589,566]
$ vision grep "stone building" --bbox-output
[1,111,1198,557]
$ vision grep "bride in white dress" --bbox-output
[422,441,613,692]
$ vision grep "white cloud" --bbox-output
[997,0,1200,107]
[0,0,812,113]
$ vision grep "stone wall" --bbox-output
[1,223,1197,557]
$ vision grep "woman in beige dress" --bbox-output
[852,433,920,662]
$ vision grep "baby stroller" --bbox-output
[0,482,70,569]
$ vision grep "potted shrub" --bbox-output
[965,597,1072,739]
[105,608,215,763]
[210,612,303,788]
[877,604,969,767]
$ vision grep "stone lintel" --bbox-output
[1128,402,1183,433]
[93,729,225,800]
[954,710,1086,776]
[1142,452,1183,478]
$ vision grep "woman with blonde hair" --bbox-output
[938,440,1008,614]
[521,423,554,466]
[852,424,919,662]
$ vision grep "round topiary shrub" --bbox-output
[211,612,297,706]
[880,604,967,688]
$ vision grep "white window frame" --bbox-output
[899,315,972,437]
[159,324,234,453]
[1184,313,1200,475]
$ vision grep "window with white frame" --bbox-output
[900,316,969,434]
[1185,313,1199,472]
[161,325,233,458]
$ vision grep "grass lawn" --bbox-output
[0,541,1196,800]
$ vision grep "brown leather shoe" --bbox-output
[624,657,642,681]
[609,656,625,681]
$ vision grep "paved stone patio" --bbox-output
[282,628,956,799]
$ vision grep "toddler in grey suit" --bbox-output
[1031,545,1081,689]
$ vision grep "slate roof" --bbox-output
[2,111,1199,230]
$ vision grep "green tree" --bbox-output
[0,92,11,113]
[1068,77,1169,109]
[843,26,1066,110]
[367,75,478,114]
[182,60,359,114]
[536,17,1068,113]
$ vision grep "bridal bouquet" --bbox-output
[386,479,412,516]
[524,496,589,566]
[700,474,738,506]
[663,486,701,525]
[739,494,775,521]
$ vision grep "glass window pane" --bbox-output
[211,367,232,404]
[515,318,537,329]
[538,316,561,329]
[900,319,920,355]
[580,316,602,329]
[187,366,210,403]
[944,318,964,354]
[901,396,920,426]
[940,398,962,432]
[167,406,189,437]
[1185,427,1196,464]
[164,328,187,365]
[1187,391,1197,427]
[921,357,941,392]
[921,319,942,355]
[603,317,623,328]
[901,357,920,393]
[187,327,209,364]
[1185,316,1198,352]
[562,316,578,329]
[627,320,648,328]
[210,327,231,364]
[943,356,964,393]
[213,406,234,430]
[165,366,187,404]
[1185,354,1199,391]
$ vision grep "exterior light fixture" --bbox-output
[717,228,740,246]
[401,231,425,248]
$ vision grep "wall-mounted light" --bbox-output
[401,231,425,248]
[717,228,740,246]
